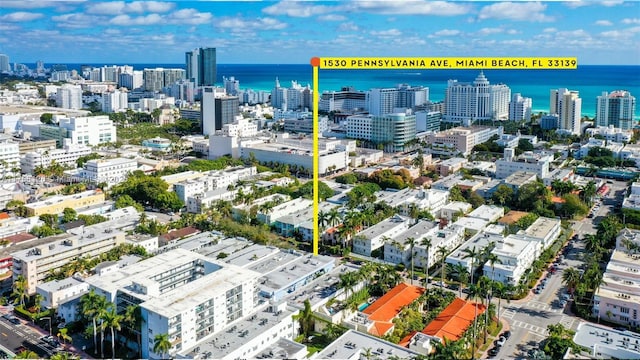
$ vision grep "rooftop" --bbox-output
[313,329,419,360]
[573,322,640,359]
[521,217,560,239]
[37,276,85,293]
[26,189,104,210]
[422,298,486,341]
[364,283,424,336]
[498,211,531,225]
[356,214,411,240]
[504,171,538,187]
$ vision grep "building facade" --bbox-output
[509,93,532,121]
[444,72,511,124]
[550,88,582,135]
[596,90,636,130]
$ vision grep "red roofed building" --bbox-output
[362,283,425,337]
[421,297,486,342]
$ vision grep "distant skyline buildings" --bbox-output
[596,90,636,130]
[0,54,10,73]
[550,88,582,135]
[444,71,511,125]
[186,47,217,87]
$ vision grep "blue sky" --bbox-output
[1,1,639,65]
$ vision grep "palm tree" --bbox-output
[153,333,172,359]
[407,237,416,285]
[436,246,448,286]
[292,299,314,339]
[462,245,480,360]
[32,293,44,322]
[50,352,79,360]
[103,305,123,360]
[421,238,432,288]
[80,289,109,356]
[58,327,72,345]
[11,274,29,307]
[318,210,329,229]
[584,234,603,253]
[327,208,341,228]
[493,282,509,323]
[562,268,582,294]
[429,337,466,360]
[453,262,469,298]
[15,350,39,359]
[123,305,142,357]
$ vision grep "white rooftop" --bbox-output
[312,330,419,360]
[573,322,640,359]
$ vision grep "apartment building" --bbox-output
[24,190,105,217]
[482,234,538,285]
[84,249,260,359]
[352,215,412,257]
[36,277,90,309]
[593,229,640,327]
[495,148,552,179]
[20,142,92,174]
[174,166,257,203]
[0,138,20,176]
[12,222,125,294]
[424,126,503,156]
[78,157,138,188]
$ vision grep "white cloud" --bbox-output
[51,13,101,28]
[477,27,503,36]
[167,9,212,25]
[432,29,461,36]
[110,14,163,26]
[506,29,520,35]
[262,1,334,17]
[594,20,613,26]
[600,26,640,39]
[216,17,287,31]
[478,2,554,22]
[622,18,640,25]
[353,1,470,15]
[370,28,402,37]
[0,1,84,9]
[318,14,346,21]
[87,1,174,15]
[543,27,557,33]
[0,11,43,22]
[337,22,360,32]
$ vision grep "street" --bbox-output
[0,315,53,358]
[489,179,628,359]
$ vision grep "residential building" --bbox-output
[444,72,511,124]
[270,79,313,111]
[503,171,538,191]
[119,71,143,91]
[102,90,128,113]
[284,116,328,134]
[540,114,559,130]
[596,90,636,130]
[23,190,106,217]
[36,277,90,309]
[84,248,259,359]
[352,215,412,257]
[361,284,425,337]
[318,87,367,112]
[439,202,473,221]
[174,167,257,202]
[220,118,258,138]
[576,138,625,159]
[592,229,640,328]
[0,54,9,72]
[468,204,505,223]
[186,188,237,214]
[56,84,82,110]
[346,111,417,152]
[376,188,449,218]
[436,157,467,176]
[482,234,538,284]
[21,142,92,174]
[509,93,532,121]
[201,87,217,135]
[12,221,126,294]
[143,68,185,92]
[256,198,313,225]
[0,138,20,176]
[313,330,419,360]
[239,136,350,176]
[78,157,138,188]
[415,111,442,132]
[185,47,217,87]
[424,126,503,156]
[573,322,640,360]
[550,88,582,135]
[586,125,633,143]
[42,115,116,146]
[214,95,240,131]
[517,217,562,255]
[446,231,504,271]
[495,148,552,179]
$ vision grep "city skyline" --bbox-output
[0,1,639,65]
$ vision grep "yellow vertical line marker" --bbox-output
[311,57,320,256]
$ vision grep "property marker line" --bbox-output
[311,57,320,256]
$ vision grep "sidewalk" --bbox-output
[478,317,511,360]
[31,323,93,359]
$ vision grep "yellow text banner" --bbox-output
[318,57,577,69]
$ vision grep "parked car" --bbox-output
[488,347,500,357]
[494,336,506,347]
[501,331,511,339]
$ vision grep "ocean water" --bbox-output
[47,63,640,118]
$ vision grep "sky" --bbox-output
[0,0,639,65]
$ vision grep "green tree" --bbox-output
[79,289,107,352]
[15,350,39,359]
[62,208,78,224]
[562,268,581,294]
[449,186,466,202]
[76,153,102,168]
[559,194,588,218]
[12,274,29,307]
[114,194,144,212]
[492,185,514,206]
[153,333,172,359]
[39,213,58,228]
[292,299,314,339]
[103,305,123,360]
[40,113,54,125]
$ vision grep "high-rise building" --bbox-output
[0,54,10,73]
[186,47,217,87]
[56,84,83,110]
[444,71,511,124]
[36,60,45,74]
[223,76,240,95]
[201,87,216,136]
[346,111,417,152]
[102,90,128,113]
[550,88,582,135]
[171,79,196,103]
[509,93,532,121]
[215,96,239,131]
[119,71,143,90]
[319,87,367,112]
[367,88,398,116]
[596,90,636,130]
[143,68,185,92]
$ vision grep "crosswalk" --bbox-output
[510,320,548,337]
[501,305,521,320]
[560,315,576,330]
[526,300,560,313]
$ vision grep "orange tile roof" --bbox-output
[422,297,486,342]
[363,283,425,322]
[371,321,395,337]
[551,196,566,204]
[0,212,9,220]
[497,210,529,225]
[399,331,417,348]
